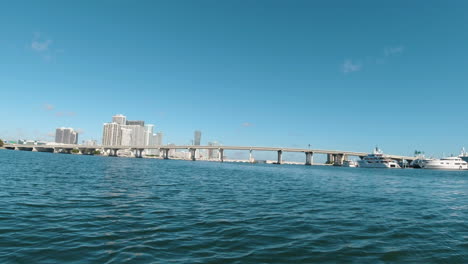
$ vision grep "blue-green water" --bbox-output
[0,150,467,263]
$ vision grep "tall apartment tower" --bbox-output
[55,127,78,144]
[155,132,163,146]
[102,123,122,146]
[144,124,154,146]
[208,141,220,159]
[194,130,201,146]
[55,128,64,143]
[112,114,127,125]
[126,120,145,126]
[120,127,133,146]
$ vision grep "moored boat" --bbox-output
[343,160,358,167]
[423,157,468,170]
[358,147,401,168]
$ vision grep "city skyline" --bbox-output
[1,1,468,157]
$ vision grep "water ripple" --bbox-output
[0,150,467,263]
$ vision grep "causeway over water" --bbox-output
[0,150,466,263]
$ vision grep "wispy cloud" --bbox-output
[384,46,405,56]
[43,103,55,111]
[30,32,62,61]
[341,45,405,73]
[242,122,253,127]
[32,39,52,52]
[341,60,362,74]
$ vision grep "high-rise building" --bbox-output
[55,128,64,143]
[55,127,78,144]
[155,132,163,146]
[208,141,220,159]
[121,127,133,146]
[103,114,161,149]
[112,114,127,125]
[126,120,145,126]
[120,125,145,146]
[194,130,201,145]
[144,124,154,146]
[102,123,122,146]
[83,140,97,146]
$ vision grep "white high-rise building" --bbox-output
[121,127,133,146]
[112,114,127,125]
[194,130,201,145]
[208,141,220,159]
[144,124,154,146]
[102,123,122,146]
[155,132,163,146]
[55,127,78,144]
[103,114,161,151]
[120,125,145,146]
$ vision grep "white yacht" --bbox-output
[411,158,431,169]
[458,147,468,163]
[358,147,401,168]
[342,160,358,167]
[410,153,433,169]
[423,156,468,170]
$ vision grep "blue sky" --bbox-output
[1,0,468,158]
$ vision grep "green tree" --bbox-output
[0,139,4,147]
[71,149,80,154]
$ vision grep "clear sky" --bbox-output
[1,0,468,158]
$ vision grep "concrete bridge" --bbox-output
[3,143,416,166]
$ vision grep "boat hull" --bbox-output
[358,161,400,168]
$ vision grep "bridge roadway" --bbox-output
[4,143,416,164]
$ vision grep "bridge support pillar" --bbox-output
[249,150,254,163]
[277,150,283,164]
[163,149,169,159]
[109,149,119,157]
[134,149,143,158]
[334,154,345,166]
[219,149,224,162]
[327,154,334,164]
[305,152,314,165]
[189,148,196,161]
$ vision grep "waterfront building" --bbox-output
[112,114,127,125]
[103,114,160,148]
[194,130,201,146]
[126,120,145,126]
[102,123,122,146]
[120,125,145,146]
[208,141,220,159]
[18,139,47,145]
[155,132,163,146]
[120,127,133,146]
[83,140,97,146]
[144,124,154,146]
[168,143,176,157]
[55,127,78,144]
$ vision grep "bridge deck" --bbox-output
[5,144,416,160]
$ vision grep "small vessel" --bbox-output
[411,158,431,168]
[342,160,358,167]
[458,147,468,163]
[423,156,468,170]
[358,147,401,168]
[410,151,432,169]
